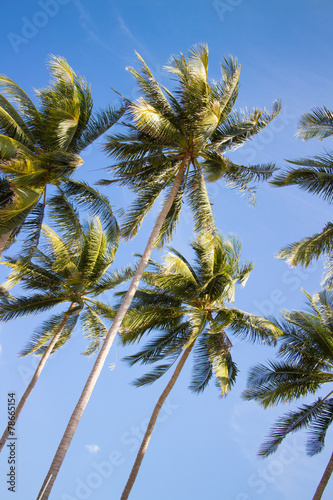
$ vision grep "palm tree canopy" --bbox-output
[0,55,126,254]
[0,217,133,357]
[103,44,281,246]
[120,233,281,395]
[243,290,333,457]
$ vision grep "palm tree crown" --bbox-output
[122,233,280,394]
[104,44,281,246]
[0,217,131,356]
[0,56,125,255]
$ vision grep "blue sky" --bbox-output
[0,0,333,499]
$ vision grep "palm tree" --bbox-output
[37,44,281,499]
[0,55,125,256]
[272,106,333,269]
[0,217,132,452]
[243,290,333,500]
[118,233,281,499]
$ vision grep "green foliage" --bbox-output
[0,56,126,255]
[121,233,280,396]
[272,105,333,271]
[104,44,280,246]
[297,106,333,141]
[243,290,333,457]
[0,217,131,356]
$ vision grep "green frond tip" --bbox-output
[296,106,333,141]
[277,223,333,267]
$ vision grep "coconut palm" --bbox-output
[37,44,281,499]
[272,106,333,269]
[0,217,132,452]
[118,233,281,499]
[0,55,125,256]
[243,290,333,500]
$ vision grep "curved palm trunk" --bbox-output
[0,230,12,256]
[121,342,195,500]
[37,159,189,500]
[0,307,73,453]
[312,451,333,500]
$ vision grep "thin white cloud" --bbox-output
[72,0,115,53]
[85,444,100,454]
[117,15,150,55]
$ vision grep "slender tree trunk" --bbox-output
[312,451,333,500]
[0,230,12,256]
[36,159,189,500]
[121,342,195,500]
[0,307,73,453]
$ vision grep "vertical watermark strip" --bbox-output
[6,392,17,493]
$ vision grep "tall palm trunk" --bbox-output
[121,341,195,500]
[0,230,12,256]
[0,307,73,452]
[312,451,333,500]
[37,158,189,500]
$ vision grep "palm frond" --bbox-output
[243,361,330,408]
[306,398,333,455]
[189,336,213,393]
[297,106,333,141]
[19,201,45,260]
[61,179,119,242]
[186,169,216,236]
[81,306,109,356]
[74,102,127,153]
[0,292,69,321]
[154,176,186,248]
[277,223,333,267]
[132,357,180,387]
[47,193,82,244]
[20,312,78,356]
[227,309,281,344]
[257,399,331,457]
[271,154,333,203]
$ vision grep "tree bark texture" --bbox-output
[121,342,195,500]
[312,451,333,500]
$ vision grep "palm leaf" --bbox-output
[297,106,333,141]
[277,223,333,267]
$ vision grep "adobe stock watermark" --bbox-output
[213,0,244,22]
[7,0,72,54]
[60,399,179,500]
[234,437,304,499]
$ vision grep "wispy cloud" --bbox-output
[85,444,100,454]
[72,0,116,53]
[117,15,151,59]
